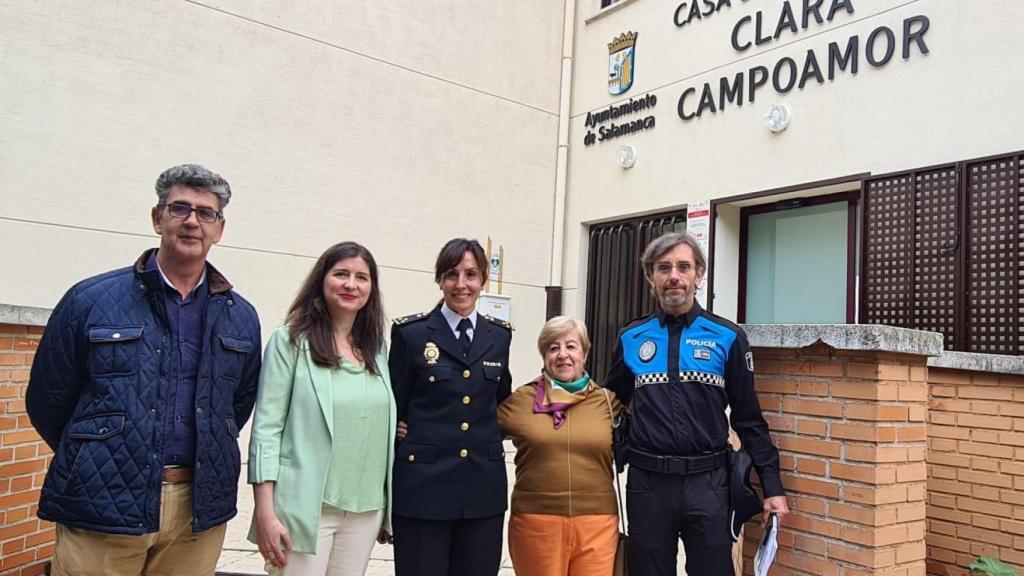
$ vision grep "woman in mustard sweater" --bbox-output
[497,316,623,576]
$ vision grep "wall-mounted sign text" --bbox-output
[674,0,746,28]
[675,1,931,122]
[583,94,658,146]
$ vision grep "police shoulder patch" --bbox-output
[393,312,429,326]
[484,315,514,331]
[745,351,754,372]
[638,339,657,362]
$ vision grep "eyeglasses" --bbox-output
[652,261,695,275]
[158,203,223,223]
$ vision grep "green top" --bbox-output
[322,358,391,512]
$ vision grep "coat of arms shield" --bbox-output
[608,31,637,95]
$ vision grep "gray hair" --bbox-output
[641,232,707,277]
[155,164,232,209]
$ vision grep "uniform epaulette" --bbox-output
[393,312,429,326]
[484,315,514,331]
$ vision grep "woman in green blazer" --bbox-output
[248,242,397,576]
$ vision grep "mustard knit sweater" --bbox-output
[497,379,622,516]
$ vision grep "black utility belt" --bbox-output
[627,447,729,476]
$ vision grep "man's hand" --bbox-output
[762,495,789,527]
[396,420,408,442]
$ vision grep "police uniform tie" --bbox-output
[457,318,473,357]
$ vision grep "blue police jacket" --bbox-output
[26,249,262,534]
[605,302,784,497]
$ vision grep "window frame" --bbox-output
[737,191,859,324]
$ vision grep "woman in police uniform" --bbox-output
[388,238,513,576]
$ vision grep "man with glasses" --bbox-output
[605,232,788,576]
[27,164,261,576]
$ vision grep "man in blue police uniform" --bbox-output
[606,232,788,576]
[26,164,261,575]
[388,238,513,576]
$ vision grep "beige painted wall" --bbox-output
[565,0,1024,319]
[0,1,564,382]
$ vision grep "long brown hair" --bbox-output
[285,242,386,375]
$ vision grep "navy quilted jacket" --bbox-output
[27,249,261,534]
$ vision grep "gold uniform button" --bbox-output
[428,375,435,383]
[462,396,471,405]
[460,422,469,431]
[459,449,468,458]
[463,369,471,378]
[408,455,416,462]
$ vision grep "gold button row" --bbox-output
[409,447,477,461]
[427,370,472,381]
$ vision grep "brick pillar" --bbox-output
[0,323,53,576]
[741,325,940,576]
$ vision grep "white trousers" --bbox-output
[275,507,384,576]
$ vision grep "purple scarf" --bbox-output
[532,375,589,430]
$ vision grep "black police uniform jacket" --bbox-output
[388,305,513,520]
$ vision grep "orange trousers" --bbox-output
[508,513,618,576]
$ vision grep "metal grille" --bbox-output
[913,168,959,350]
[967,157,1020,354]
[863,151,1024,356]
[864,175,915,330]
[585,212,686,382]
[1019,158,1024,355]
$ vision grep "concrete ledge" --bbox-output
[742,324,944,357]
[0,304,51,327]
[928,350,1024,376]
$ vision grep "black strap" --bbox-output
[627,447,729,476]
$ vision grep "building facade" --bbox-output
[563,0,1024,378]
[3,1,1024,574]
[0,1,565,382]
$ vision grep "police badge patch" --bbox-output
[693,348,711,360]
[745,351,754,372]
[424,342,440,365]
[638,339,656,362]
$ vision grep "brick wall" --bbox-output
[0,323,53,576]
[926,367,1024,575]
[744,342,928,576]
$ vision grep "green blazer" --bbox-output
[247,326,396,554]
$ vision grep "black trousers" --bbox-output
[626,465,734,576]
[392,513,504,576]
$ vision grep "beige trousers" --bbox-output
[51,482,227,576]
[270,507,384,576]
